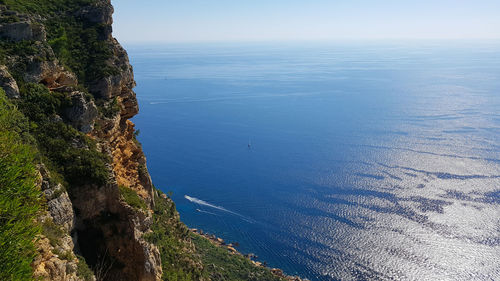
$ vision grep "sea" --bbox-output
[127,41,500,281]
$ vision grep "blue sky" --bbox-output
[111,0,500,43]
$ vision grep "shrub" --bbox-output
[41,218,64,248]
[17,83,110,187]
[145,188,203,281]
[119,186,147,211]
[3,0,119,90]
[97,97,120,119]
[76,255,94,281]
[0,41,52,83]
[1,0,94,17]
[191,234,283,281]
[0,88,33,141]
[18,83,66,122]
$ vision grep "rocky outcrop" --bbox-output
[76,0,114,39]
[77,0,113,25]
[64,91,98,133]
[89,38,136,101]
[34,165,83,281]
[33,236,84,281]
[1,1,161,280]
[70,182,160,281]
[24,55,78,89]
[46,186,75,232]
[39,165,76,232]
[0,6,46,42]
[68,2,159,279]
[0,65,19,98]
[0,21,46,42]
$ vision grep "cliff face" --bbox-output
[69,4,160,280]
[1,1,161,280]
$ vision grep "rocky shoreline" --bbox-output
[190,228,308,281]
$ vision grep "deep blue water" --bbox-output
[128,41,500,280]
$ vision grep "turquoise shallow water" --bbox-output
[129,41,500,280]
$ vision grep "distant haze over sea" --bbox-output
[130,41,500,280]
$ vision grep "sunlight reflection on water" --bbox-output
[130,42,500,280]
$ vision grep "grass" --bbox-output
[0,89,43,281]
[119,186,147,211]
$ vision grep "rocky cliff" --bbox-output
[1,1,161,280]
[0,1,303,281]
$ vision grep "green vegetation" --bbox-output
[0,14,20,24]
[145,189,203,281]
[0,88,33,142]
[1,0,119,88]
[97,97,121,119]
[17,83,110,187]
[192,234,283,281]
[76,255,94,281]
[0,0,93,15]
[0,89,42,281]
[47,20,120,84]
[0,40,44,65]
[0,1,115,188]
[0,40,52,83]
[146,188,283,281]
[41,218,65,248]
[118,186,147,211]
[54,249,74,261]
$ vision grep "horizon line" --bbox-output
[118,37,500,45]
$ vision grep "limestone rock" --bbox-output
[39,165,76,232]
[47,189,75,232]
[77,0,113,25]
[89,39,136,102]
[24,56,78,88]
[64,91,98,133]
[34,165,85,281]
[76,0,113,39]
[0,20,46,41]
[0,65,19,98]
[71,182,161,281]
[119,93,139,119]
[32,236,85,281]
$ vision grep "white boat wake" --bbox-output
[184,195,255,223]
[196,208,218,216]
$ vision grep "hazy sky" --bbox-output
[111,0,500,43]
